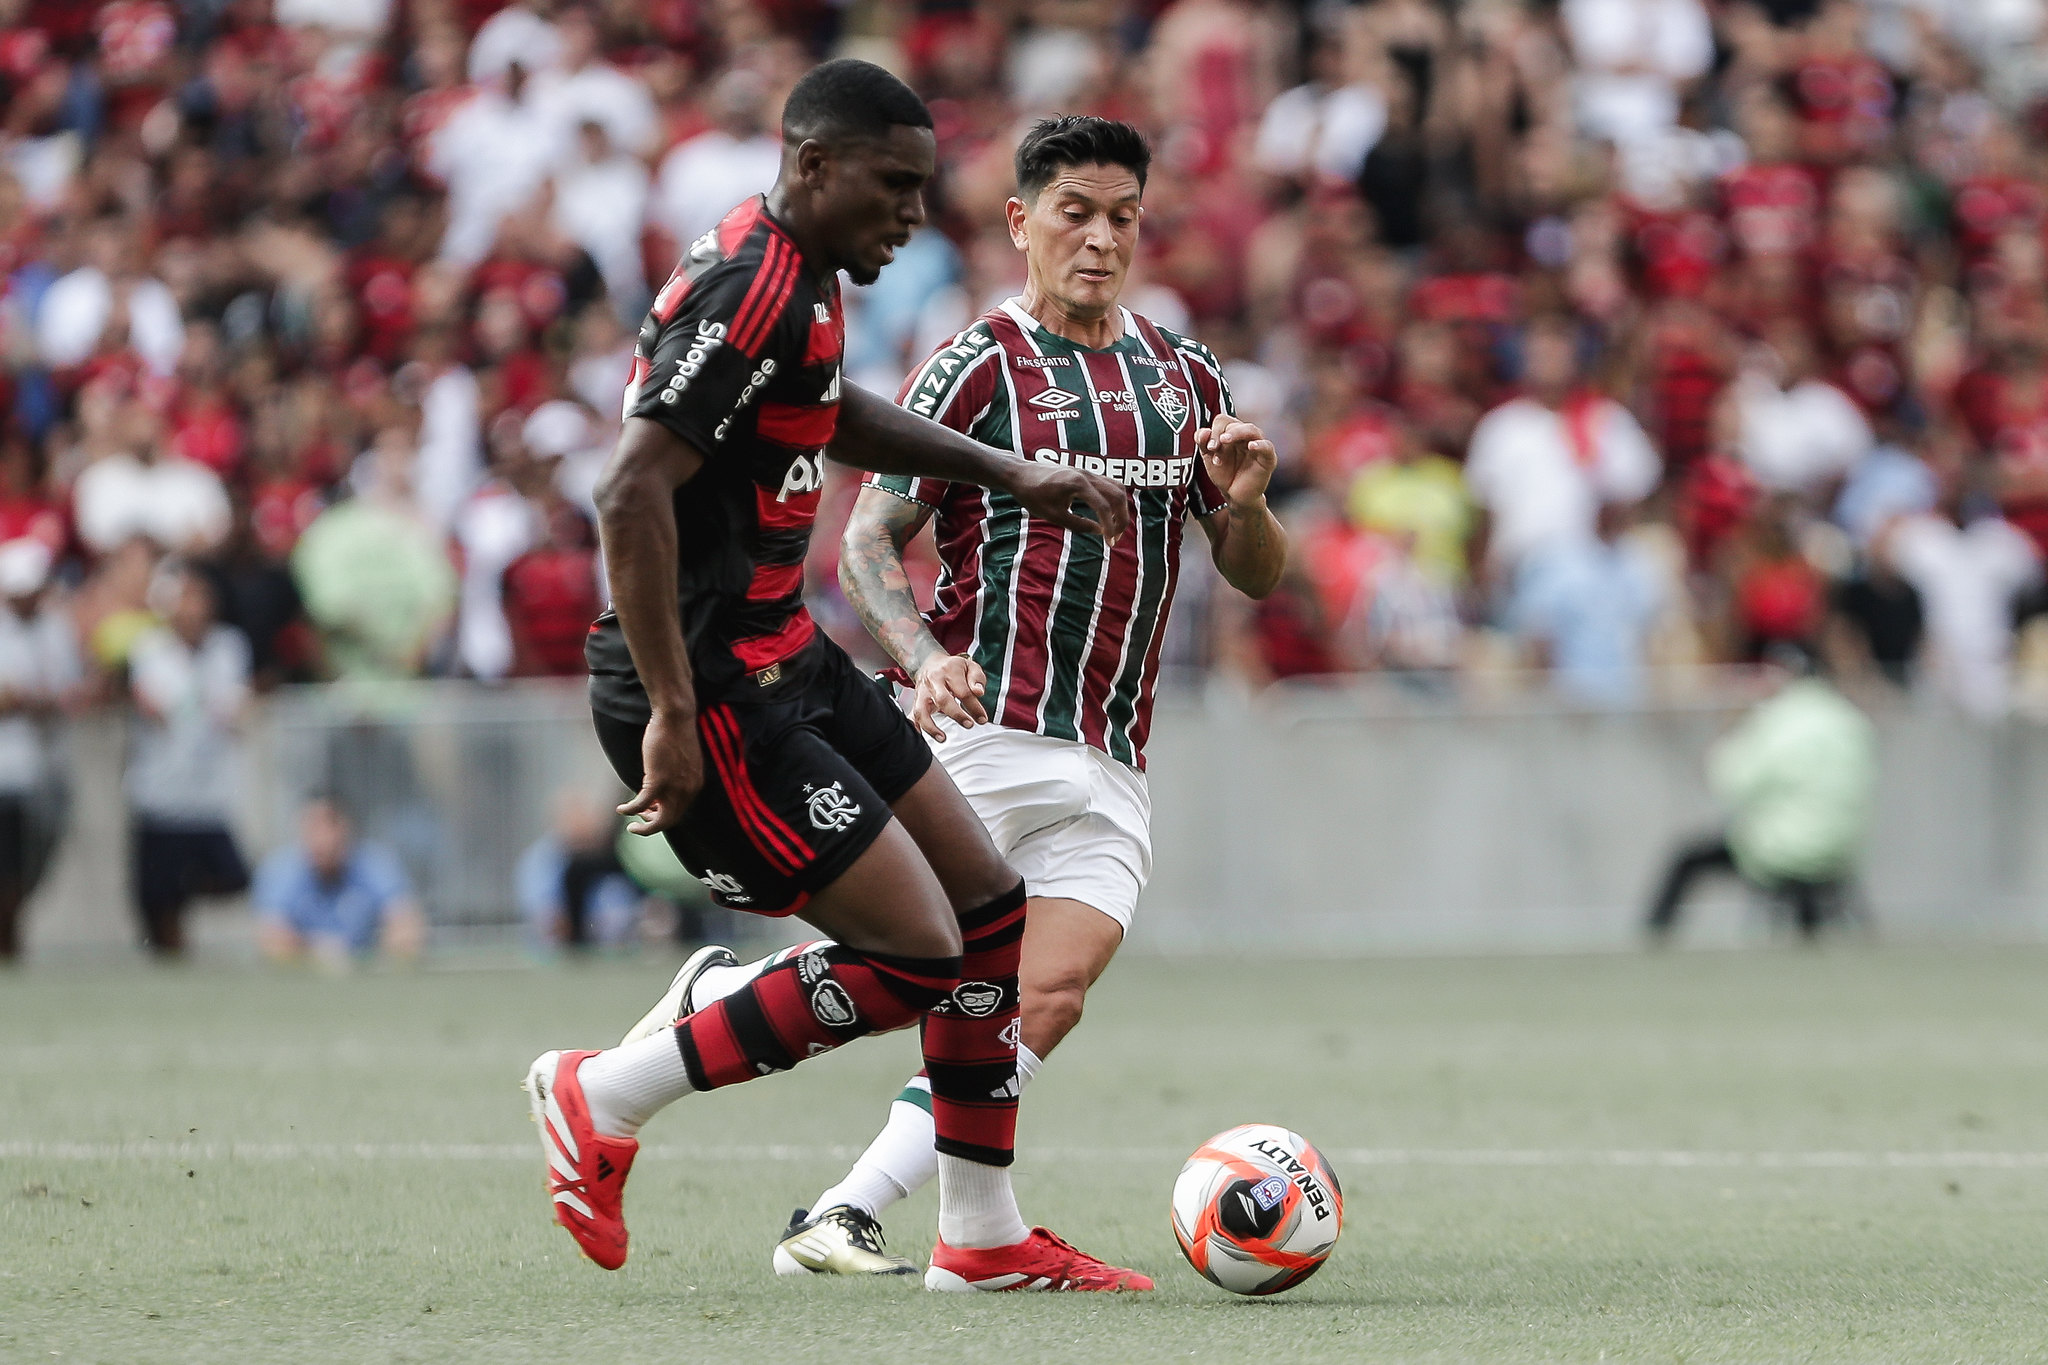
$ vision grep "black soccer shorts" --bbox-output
[591,633,932,916]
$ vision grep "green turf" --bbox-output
[7,947,2048,1363]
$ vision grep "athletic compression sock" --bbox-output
[674,943,955,1091]
[814,1043,1044,1217]
[926,881,1030,1249]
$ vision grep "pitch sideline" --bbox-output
[5,1140,2048,1170]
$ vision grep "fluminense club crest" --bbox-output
[1146,377,1190,431]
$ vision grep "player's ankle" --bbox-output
[935,1154,1030,1249]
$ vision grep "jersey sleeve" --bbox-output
[1166,330,1238,519]
[871,327,1003,508]
[625,254,793,455]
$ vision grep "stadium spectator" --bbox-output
[254,793,425,966]
[514,786,641,952]
[124,562,252,957]
[1883,449,2045,718]
[1646,647,1876,939]
[0,537,82,960]
[651,67,781,254]
[1465,315,1661,595]
[291,424,458,681]
[1508,502,1666,706]
[0,0,2033,721]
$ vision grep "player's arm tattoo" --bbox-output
[840,486,943,675]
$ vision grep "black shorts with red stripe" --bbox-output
[591,633,932,917]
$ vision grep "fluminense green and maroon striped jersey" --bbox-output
[868,299,1232,771]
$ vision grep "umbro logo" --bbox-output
[1028,387,1081,409]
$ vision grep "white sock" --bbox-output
[575,1032,694,1138]
[688,941,826,1012]
[812,1043,1047,1218]
[814,1081,935,1216]
[936,1154,1030,1249]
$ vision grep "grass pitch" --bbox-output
[7,945,2048,1363]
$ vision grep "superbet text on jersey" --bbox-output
[588,197,847,713]
[868,300,1231,771]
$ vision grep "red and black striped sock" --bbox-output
[673,944,957,1091]
[924,880,1027,1167]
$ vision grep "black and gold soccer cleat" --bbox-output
[772,1205,917,1277]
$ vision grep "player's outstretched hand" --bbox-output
[1007,462,1130,542]
[1196,415,1277,508]
[619,707,704,836]
[911,654,988,741]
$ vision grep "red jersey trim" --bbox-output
[731,609,816,671]
[756,400,839,447]
[754,484,820,530]
[744,560,804,601]
[732,238,798,357]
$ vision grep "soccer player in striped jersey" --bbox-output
[621,115,1287,1277]
[526,62,1152,1293]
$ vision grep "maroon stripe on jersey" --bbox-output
[730,609,816,671]
[731,239,798,357]
[1070,349,1150,747]
[744,560,804,601]
[1125,507,1186,765]
[754,484,820,530]
[700,706,813,873]
[756,401,839,447]
[977,309,1060,729]
[926,490,990,657]
[716,197,763,257]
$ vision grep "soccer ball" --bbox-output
[1170,1124,1343,1295]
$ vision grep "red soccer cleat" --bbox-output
[524,1049,639,1270]
[924,1228,1155,1292]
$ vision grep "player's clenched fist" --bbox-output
[1196,416,1277,509]
[911,653,988,740]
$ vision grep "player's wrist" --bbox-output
[1227,493,1270,517]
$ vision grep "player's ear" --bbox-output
[794,138,832,190]
[1005,196,1029,250]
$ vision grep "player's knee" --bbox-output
[1022,976,1087,1052]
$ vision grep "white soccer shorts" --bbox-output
[928,716,1151,933]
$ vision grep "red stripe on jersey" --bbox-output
[622,354,651,413]
[744,560,804,601]
[754,483,820,530]
[803,308,844,365]
[716,197,763,257]
[732,240,798,357]
[756,401,839,447]
[650,270,694,325]
[731,609,816,671]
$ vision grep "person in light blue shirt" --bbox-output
[254,797,425,964]
[1508,505,1665,706]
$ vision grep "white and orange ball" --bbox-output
[1170,1123,1343,1295]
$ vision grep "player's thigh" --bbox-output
[887,761,1019,912]
[801,816,961,961]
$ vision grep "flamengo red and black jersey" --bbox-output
[588,196,846,720]
[869,299,1229,771]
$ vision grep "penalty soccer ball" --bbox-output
[1170,1123,1343,1295]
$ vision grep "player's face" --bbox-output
[813,125,935,286]
[1012,166,1143,320]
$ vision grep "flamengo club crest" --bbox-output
[1146,377,1190,431]
[804,781,863,832]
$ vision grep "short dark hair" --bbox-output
[1014,116,1151,202]
[781,59,932,146]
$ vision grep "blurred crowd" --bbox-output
[1,0,2048,793]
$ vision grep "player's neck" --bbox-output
[1016,283,1123,350]
[762,189,840,284]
